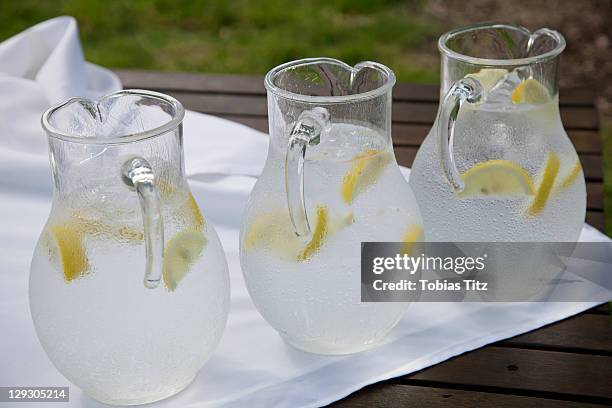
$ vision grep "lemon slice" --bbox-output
[557,159,582,192]
[458,160,535,198]
[46,223,90,282]
[163,230,207,291]
[466,68,508,91]
[341,149,391,204]
[401,223,423,255]
[511,78,550,104]
[245,205,349,261]
[244,211,292,254]
[186,193,205,231]
[297,205,329,262]
[527,152,560,216]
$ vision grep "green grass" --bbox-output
[0,0,440,83]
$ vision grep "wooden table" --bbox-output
[117,70,611,407]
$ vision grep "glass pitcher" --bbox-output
[239,58,422,355]
[411,24,586,242]
[30,90,230,405]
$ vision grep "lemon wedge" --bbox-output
[511,78,550,104]
[401,223,423,255]
[46,223,90,283]
[457,160,535,198]
[163,230,207,291]
[557,159,582,192]
[466,68,508,91]
[341,149,391,204]
[527,152,560,216]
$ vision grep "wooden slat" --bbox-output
[557,88,599,107]
[115,70,596,106]
[586,303,610,315]
[217,114,268,132]
[115,70,265,95]
[499,314,612,355]
[587,183,604,210]
[559,107,599,130]
[332,383,607,408]
[576,155,601,181]
[167,92,267,116]
[586,211,605,231]
[566,130,604,154]
[400,347,612,401]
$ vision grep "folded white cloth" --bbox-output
[0,16,267,180]
[0,17,610,408]
[0,17,121,156]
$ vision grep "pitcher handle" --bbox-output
[438,77,483,192]
[122,157,164,289]
[285,107,330,237]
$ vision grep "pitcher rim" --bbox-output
[438,22,566,67]
[264,57,396,104]
[41,89,185,145]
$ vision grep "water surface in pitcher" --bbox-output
[240,123,421,354]
[29,191,229,404]
[411,70,586,242]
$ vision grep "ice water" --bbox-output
[411,71,586,243]
[29,191,229,405]
[240,124,422,354]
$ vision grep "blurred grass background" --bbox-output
[0,0,612,87]
[0,0,440,83]
[1,0,609,89]
[2,0,611,236]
